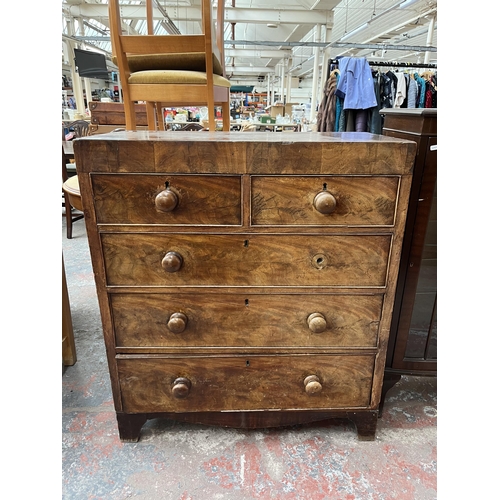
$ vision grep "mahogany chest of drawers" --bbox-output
[74,131,416,442]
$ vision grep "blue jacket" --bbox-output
[334,57,378,110]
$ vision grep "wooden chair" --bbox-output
[62,121,90,239]
[108,0,231,132]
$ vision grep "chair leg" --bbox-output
[155,103,165,131]
[63,192,73,239]
[222,101,230,131]
[146,102,157,130]
[123,99,137,130]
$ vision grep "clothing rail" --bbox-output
[326,58,437,85]
[328,58,437,69]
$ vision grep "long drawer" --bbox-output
[101,233,391,287]
[117,354,375,413]
[251,175,399,226]
[111,293,383,348]
[91,174,241,225]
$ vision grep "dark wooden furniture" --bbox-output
[62,256,77,367]
[89,101,148,127]
[379,108,437,409]
[74,131,416,442]
[62,141,83,239]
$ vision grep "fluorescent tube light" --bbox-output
[399,0,419,8]
[339,23,368,41]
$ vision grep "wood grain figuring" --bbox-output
[101,233,391,287]
[117,354,375,412]
[74,132,416,175]
[111,293,383,348]
[92,174,241,224]
[251,176,399,226]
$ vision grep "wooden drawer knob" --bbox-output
[161,251,183,272]
[155,188,178,212]
[171,377,191,398]
[167,312,188,333]
[307,313,327,333]
[304,375,322,395]
[313,191,337,214]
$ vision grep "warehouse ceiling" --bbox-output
[62,0,437,86]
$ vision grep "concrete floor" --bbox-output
[62,216,437,500]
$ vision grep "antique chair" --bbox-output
[108,0,230,132]
[62,121,90,239]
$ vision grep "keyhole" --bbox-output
[245,299,249,307]
[244,240,249,247]
[246,360,250,367]
[165,181,170,188]
[323,183,327,190]
[316,257,323,265]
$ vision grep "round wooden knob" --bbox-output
[307,313,327,333]
[304,375,322,395]
[171,377,191,398]
[167,312,188,333]
[313,191,337,214]
[161,251,183,272]
[155,188,178,212]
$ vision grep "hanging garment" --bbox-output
[400,74,409,108]
[317,72,338,132]
[380,72,394,108]
[335,95,343,132]
[394,72,407,108]
[334,57,377,110]
[368,72,383,134]
[407,76,418,108]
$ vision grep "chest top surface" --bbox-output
[74,131,416,176]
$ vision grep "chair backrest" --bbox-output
[108,0,225,80]
[67,120,90,138]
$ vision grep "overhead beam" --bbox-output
[65,5,333,25]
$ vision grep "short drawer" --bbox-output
[101,233,391,287]
[111,293,383,348]
[117,354,375,412]
[251,176,399,226]
[91,174,241,225]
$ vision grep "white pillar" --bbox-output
[66,17,86,117]
[321,26,332,91]
[267,74,270,106]
[280,63,285,104]
[309,24,321,122]
[84,78,92,110]
[286,58,292,105]
[270,74,275,105]
[424,15,436,65]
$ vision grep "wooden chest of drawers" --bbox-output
[75,131,416,442]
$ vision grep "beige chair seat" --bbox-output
[62,175,83,212]
[113,53,224,75]
[129,70,231,86]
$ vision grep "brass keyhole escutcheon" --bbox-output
[312,253,327,269]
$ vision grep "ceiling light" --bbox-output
[339,23,368,41]
[399,0,419,8]
[267,23,278,28]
